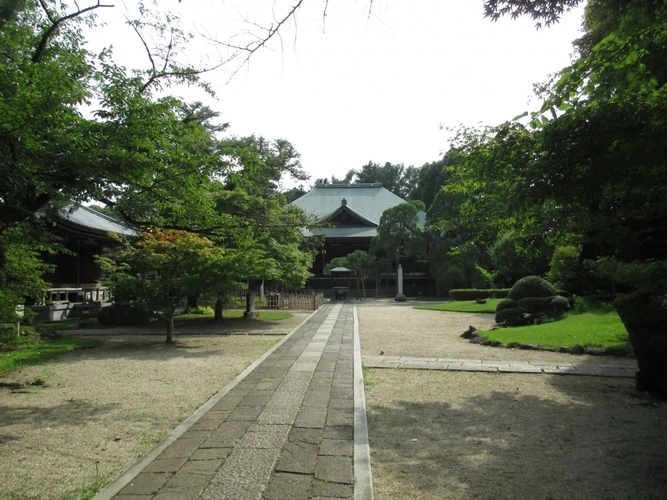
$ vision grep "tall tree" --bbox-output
[352,161,418,199]
[98,230,231,343]
[371,202,425,276]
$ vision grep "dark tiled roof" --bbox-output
[291,184,426,239]
[60,205,136,237]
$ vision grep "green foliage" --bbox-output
[496,298,519,312]
[410,154,459,210]
[549,295,570,319]
[448,288,511,301]
[497,276,565,325]
[517,296,553,314]
[0,226,55,322]
[494,307,527,326]
[186,305,214,315]
[484,311,629,349]
[489,230,553,286]
[328,250,375,298]
[350,161,419,199]
[507,276,557,300]
[371,202,424,270]
[547,245,585,294]
[98,230,232,340]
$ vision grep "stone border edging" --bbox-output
[353,306,375,500]
[93,307,321,500]
[362,355,636,378]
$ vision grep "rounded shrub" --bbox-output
[507,276,557,300]
[496,298,519,312]
[550,295,570,319]
[517,296,553,314]
[495,307,527,326]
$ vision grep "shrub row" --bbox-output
[449,289,512,301]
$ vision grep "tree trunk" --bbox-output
[166,313,174,344]
[187,293,200,309]
[214,298,223,321]
[616,293,667,398]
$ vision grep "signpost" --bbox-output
[15,304,25,337]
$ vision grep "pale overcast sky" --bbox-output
[92,0,585,185]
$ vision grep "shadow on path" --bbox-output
[366,371,667,500]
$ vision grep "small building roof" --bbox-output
[56,204,136,239]
[291,183,425,239]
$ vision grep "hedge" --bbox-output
[448,288,512,301]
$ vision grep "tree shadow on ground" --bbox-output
[57,334,277,363]
[0,400,120,428]
[366,371,667,500]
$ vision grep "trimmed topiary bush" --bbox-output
[517,296,553,314]
[507,276,557,300]
[496,298,519,312]
[495,308,527,326]
[550,295,570,319]
[495,276,567,326]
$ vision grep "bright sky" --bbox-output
[92,0,585,185]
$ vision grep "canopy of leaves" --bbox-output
[371,203,425,269]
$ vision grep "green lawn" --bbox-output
[0,337,101,376]
[483,311,630,349]
[38,318,101,331]
[414,298,501,314]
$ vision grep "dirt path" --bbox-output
[0,332,287,499]
[357,302,637,367]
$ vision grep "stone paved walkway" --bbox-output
[363,355,636,377]
[96,302,371,500]
[95,301,636,500]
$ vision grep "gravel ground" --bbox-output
[359,303,664,500]
[357,302,637,367]
[0,313,310,500]
[365,369,667,500]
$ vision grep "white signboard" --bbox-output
[15,305,25,318]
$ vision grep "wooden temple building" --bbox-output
[290,183,429,295]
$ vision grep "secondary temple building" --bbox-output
[33,204,136,320]
[290,183,428,294]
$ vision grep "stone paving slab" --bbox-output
[97,303,369,500]
[362,355,636,378]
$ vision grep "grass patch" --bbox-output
[483,311,629,349]
[134,432,165,455]
[38,318,101,331]
[58,472,108,500]
[414,298,502,314]
[362,366,377,386]
[0,336,101,376]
